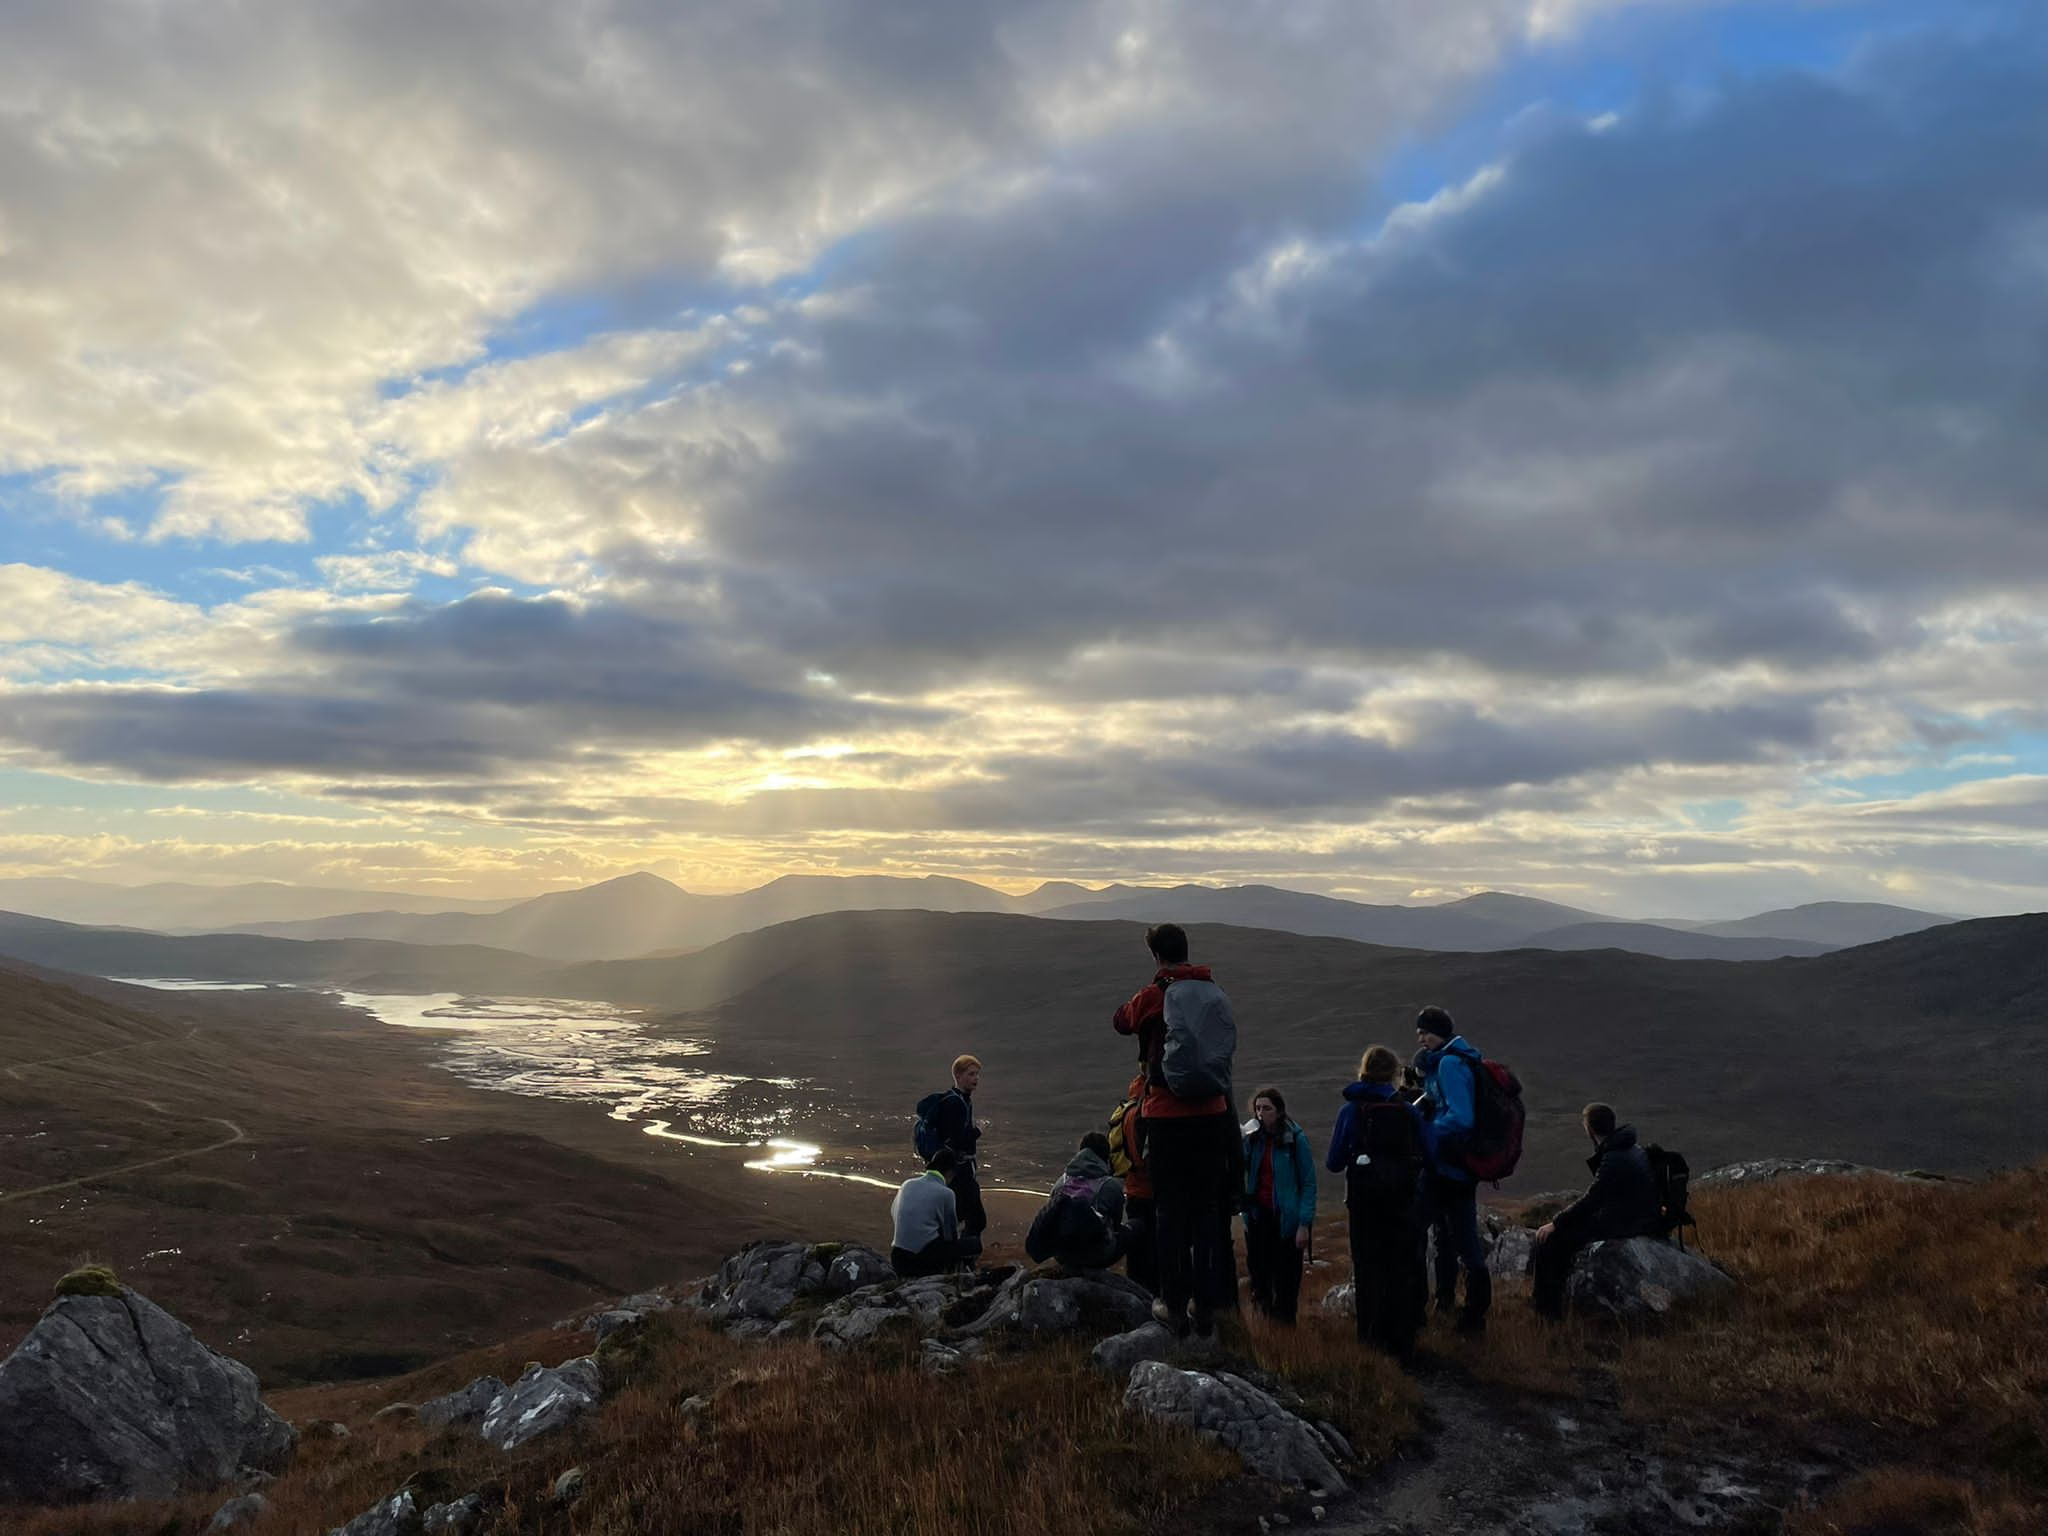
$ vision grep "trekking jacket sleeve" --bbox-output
[1553,1155,1616,1239]
[1326,1103,1357,1174]
[1433,1052,1478,1142]
[1094,1176,1126,1227]
[934,1090,978,1156]
[1024,1197,1057,1264]
[1290,1128,1317,1229]
[1112,985,1161,1037]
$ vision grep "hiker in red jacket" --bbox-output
[1112,923,1239,1337]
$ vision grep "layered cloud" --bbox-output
[2,1,2046,914]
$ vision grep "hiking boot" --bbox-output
[1151,1298,1191,1337]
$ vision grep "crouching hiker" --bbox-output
[1241,1087,1316,1324]
[890,1150,982,1278]
[1329,1046,1429,1357]
[1026,1132,1128,1270]
[1530,1103,1663,1319]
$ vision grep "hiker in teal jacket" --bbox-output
[1416,1006,1490,1332]
[1241,1086,1317,1323]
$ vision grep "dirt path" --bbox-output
[1321,1364,1836,1535]
[3,1025,199,1081]
[0,1113,247,1205]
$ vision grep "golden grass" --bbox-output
[1787,1468,2043,1536]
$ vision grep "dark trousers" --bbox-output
[891,1236,981,1278]
[1348,1201,1424,1356]
[953,1163,987,1237]
[1147,1113,1239,1322]
[1426,1174,1491,1319]
[1123,1197,1158,1294]
[1244,1206,1305,1323]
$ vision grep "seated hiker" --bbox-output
[890,1149,982,1278]
[1329,1045,1431,1357]
[1241,1086,1316,1324]
[1529,1103,1664,1319]
[1026,1132,1129,1269]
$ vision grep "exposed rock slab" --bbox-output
[1693,1158,1910,1189]
[478,1357,604,1450]
[1565,1237,1736,1322]
[0,1286,296,1504]
[332,1489,421,1536]
[1091,1321,1221,1377]
[691,1240,830,1327]
[821,1243,895,1296]
[417,1375,505,1430]
[956,1267,1154,1339]
[1124,1362,1347,1491]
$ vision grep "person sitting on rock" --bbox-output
[1241,1086,1317,1324]
[890,1149,983,1278]
[1529,1102,1664,1319]
[1025,1132,1128,1270]
[1328,1045,1431,1356]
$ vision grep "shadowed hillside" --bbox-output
[550,909,2048,1191]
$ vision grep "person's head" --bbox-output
[1079,1131,1112,1162]
[952,1053,982,1095]
[1415,1005,1456,1051]
[1582,1102,1617,1143]
[1145,922,1189,965]
[1250,1086,1287,1132]
[1360,1045,1401,1085]
[925,1147,960,1180]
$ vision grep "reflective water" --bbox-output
[114,978,276,991]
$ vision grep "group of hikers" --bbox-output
[888,922,1681,1353]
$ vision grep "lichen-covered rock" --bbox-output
[1693,1158,1906,1189]
[0,1286,297,1504]
[821,1244,894,1296]
[478,1357,603,1450]
[421,1493,488,1533]
[1565,1237,1736,1321]
[208,1492,269,1531]
[1123,1362,1347,1490]
[332,1488,421,1536]
[956,1268,1154,1339]
[417,1376,505,1430]
[1318,1281,1354,1318]
[693,1241,831,1327]
[809,1272,990,1349]
[1090,1321,1222,1377]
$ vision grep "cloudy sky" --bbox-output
[2,0,2044,917]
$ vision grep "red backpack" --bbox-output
[1457,1050,1525,1184]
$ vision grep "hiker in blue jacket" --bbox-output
[1240,1087,1316,1323]
[1416,1006,1491,1334]
[1328,1045,1431,1355]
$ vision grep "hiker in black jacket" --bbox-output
[931,1054,987,1237]
[1529,1102,1664,1319]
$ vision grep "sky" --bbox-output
[1,0,2045,918]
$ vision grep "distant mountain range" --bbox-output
[0,872,1962,966]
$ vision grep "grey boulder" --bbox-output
[209,1493,269,1531]
[821,1244,895,1296]
[0,1286,297,1504]
[422,1493,489,1533]
[332,1489,421,1536]
[1693,1158,1905,1189]
[957,1268,1154,1339]
[1123,1362,1348,1491]
[417,1375,505,1430]
[1091,1322,1218,1378]
[1565,1237,1736,1321]
[809,1271,997,1350]
[1317,1282,1354,1318]
[693,1241,830,1328]
[478,1357,604,1450]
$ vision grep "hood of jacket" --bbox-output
[1343,1079,1399,1104]
[1154,963,1213,985]
[1588,1124,1640,1171]
[1063,1147,1114,1182]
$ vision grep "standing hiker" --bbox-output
[1107,1070,1158,1292]
[1328,1045,1430,1356]
[1241,1086,1317,1324]
[1112,923,1239,1338]
[1529,1103,1664,1319]
[914,1054,987,1239]
[1415,1006,1491,1334]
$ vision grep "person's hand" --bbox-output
[1295,1228,1311,1249]
[1535,1221,1555,1241]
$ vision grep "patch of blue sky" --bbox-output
[1818,726,2048,801]
[1364,0,1980,227]
[1677,798,1747,832]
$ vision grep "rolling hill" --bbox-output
[1694,900,1953,947]
[0,877,513,932]
[538,907,2048,1191]
[1513,921,1834,961]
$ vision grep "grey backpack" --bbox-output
[1159,978,1236,1101]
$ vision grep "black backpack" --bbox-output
[1646,1144,1696,1249]
[1344,1098,1424,1213]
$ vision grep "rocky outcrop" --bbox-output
[422,1493,489,1533]
[807,1272,994,1349]
[686,1240,900,1336]
[417,1375,506,1430]
[1123,1362,1347,1491]
[0,1285,297,1505]
[1565,1237,1736,1321]
[1694,1158,1915,1189]
[478,1357,604,1451]
[821,1244,894,1295]
[1091,1321,1221,1378]
[955,1267,1154,1339]
[332,1489,421,1536]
